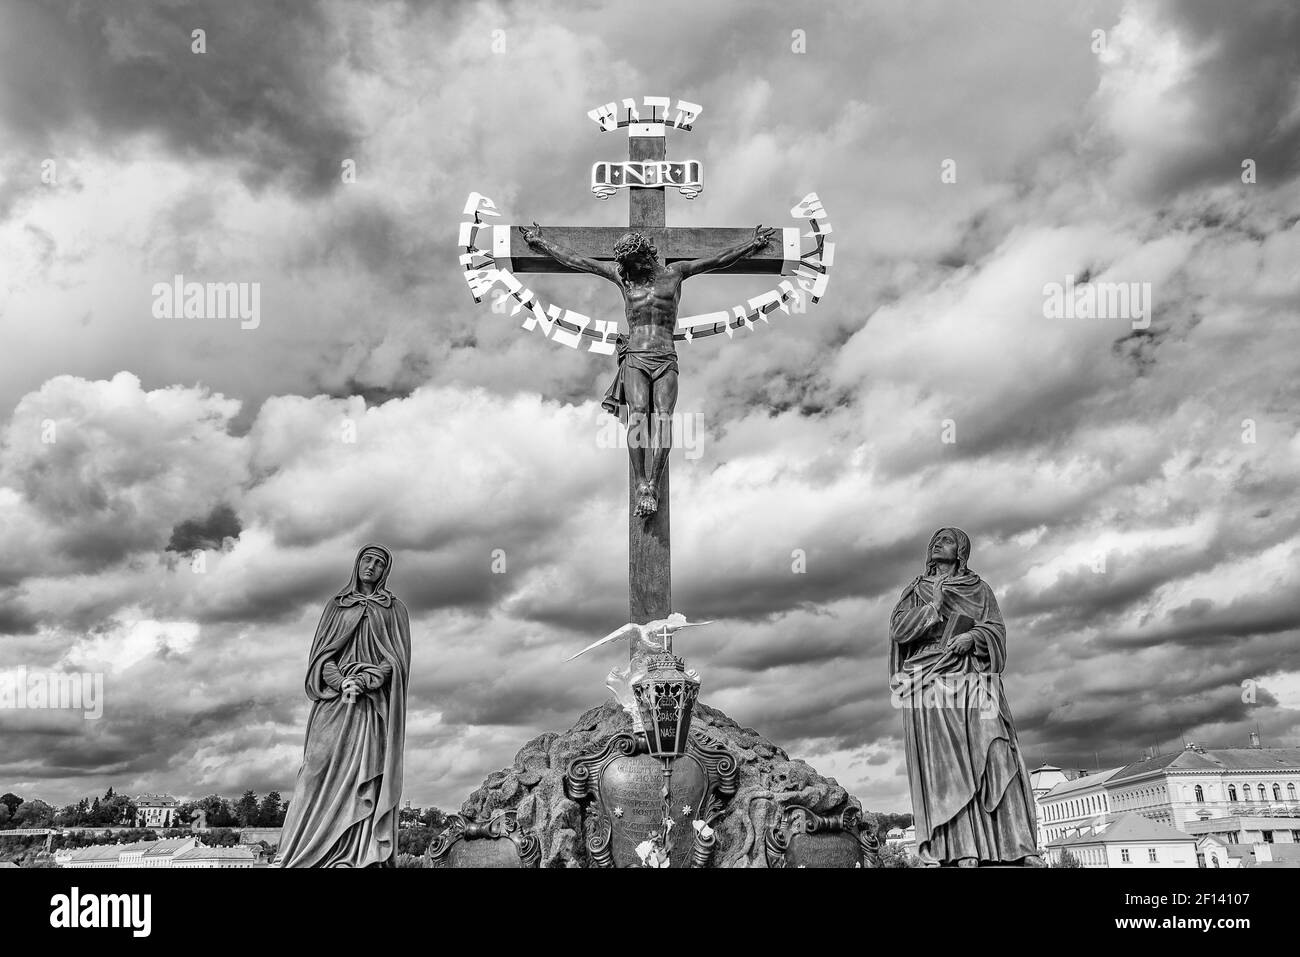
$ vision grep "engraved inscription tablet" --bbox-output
[598,752,708,868]
[786,830,864,868]
[442,837,524,868]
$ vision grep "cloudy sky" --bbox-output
[1,0,1299,814]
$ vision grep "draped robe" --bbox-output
[277,546,410,868]
[889,555,1038,864]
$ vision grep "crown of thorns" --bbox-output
[613,232,657,261]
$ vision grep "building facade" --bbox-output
[55,837,257,869]
[1182,814,1300,846]
[171,845,258,868]
[1104,745,1300,831]
[1037,767,1121,845]
[134,794,179,829]
[1045,813,1198,867]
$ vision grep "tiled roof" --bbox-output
[1102,813,1196,843]
[174,846,255,861]
[1110,751,1213,781]
[134,794,178,807]
[1219,843,1300,863]
[1200,748,1300,771]
[1110,748,1300,782]
[143,838,193,857]
[1221,844,1257,859]
[1043,768,1122,798]
[68,844,129,862]
[1046,813,1193,847]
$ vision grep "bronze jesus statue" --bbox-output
[519,224,775,518]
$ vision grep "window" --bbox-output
[1243,786,1253,802]
[1121,848,1131,863]
[1228,785,1238,802]
[1273,784,1282,801]
[1289,784,1297,801]
[1262,831,1274,844]
[1148,848,1158,862]
[1258,785,1267,802]
[1195,785,1204,803]
[1197,852,1206,868]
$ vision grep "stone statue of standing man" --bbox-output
[889,528,1042,867]
[276,544,411,867]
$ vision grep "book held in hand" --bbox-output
[941,613,976,649]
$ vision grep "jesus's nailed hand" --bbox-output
[520,222,544,246]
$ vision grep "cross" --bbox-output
[464,98,826,639]
[655,623,673,655]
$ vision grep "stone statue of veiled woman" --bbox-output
[276,544,411,867]
[888,528,1042,867]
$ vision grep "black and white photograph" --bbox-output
[0,0,1295,939]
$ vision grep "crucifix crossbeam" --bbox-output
[458,98,834,636]
[499,226,795,274]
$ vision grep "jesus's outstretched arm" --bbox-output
[673,225,776,278]
[519,224,619,282]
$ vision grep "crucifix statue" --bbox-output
[461,97,829,637]
[518,222,775,518]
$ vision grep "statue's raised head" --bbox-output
[612,231,658,271]
[925,527,972,576]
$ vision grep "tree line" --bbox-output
[0,788,288,830]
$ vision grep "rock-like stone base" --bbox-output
[451,699,877,867]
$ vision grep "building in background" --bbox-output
[1045,812,1198,867]
[171,845,258,868]
[1105,742,1300,831]
[1195,834,1236,868]
[885,824,915,850]
[141,837,198,866]
[1182,814,1300,846]
[1037,767,1121,845]
[55,837,260,869]
[133,794,179,829]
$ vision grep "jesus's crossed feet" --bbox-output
[635,480,659,518]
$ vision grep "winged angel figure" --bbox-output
[565,613,712,734]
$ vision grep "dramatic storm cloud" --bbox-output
[1,0,1298,814]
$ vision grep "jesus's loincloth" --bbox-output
[600,335,678,417]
